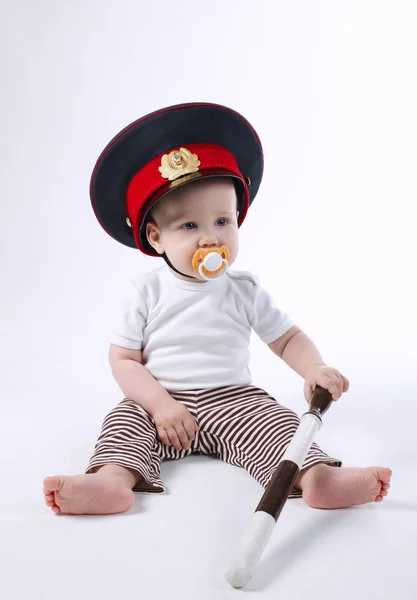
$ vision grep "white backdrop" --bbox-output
[1,1,416,599]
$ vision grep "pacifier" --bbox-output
[192,245,230,281]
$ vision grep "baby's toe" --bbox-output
[378,467,392,484]
[43,476,62,493]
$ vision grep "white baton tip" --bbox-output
[225,511,276,588]
[225,558,252,588]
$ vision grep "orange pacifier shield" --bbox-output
[192,245,230,281]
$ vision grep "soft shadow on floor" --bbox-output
[244,507,350,591]
[373,499,417,512]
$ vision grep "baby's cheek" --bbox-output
[229,239,239,259]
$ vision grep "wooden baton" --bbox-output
[225,385,333,588]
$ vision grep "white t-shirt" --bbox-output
[110,265,294,392]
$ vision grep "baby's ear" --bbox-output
[146,220,164,254]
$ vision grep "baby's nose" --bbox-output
[199,235,219,247]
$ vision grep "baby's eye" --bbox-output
[181,218,228,230]
[182,222,197,230]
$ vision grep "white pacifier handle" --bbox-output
[198,252,229,281]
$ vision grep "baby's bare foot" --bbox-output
[299,465,392,509]
[43,473,135,515]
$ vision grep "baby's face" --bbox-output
[146,178,239,282]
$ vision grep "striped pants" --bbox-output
[86,385,342,498]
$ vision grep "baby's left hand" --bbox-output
[304,364,349,402]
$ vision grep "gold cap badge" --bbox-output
[159,148,201,183]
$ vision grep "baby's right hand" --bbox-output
[152,399,200,451]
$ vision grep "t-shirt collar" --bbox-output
[161,264,227,292]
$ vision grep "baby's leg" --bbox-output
[43,397,170,514]
[43,464,141,515]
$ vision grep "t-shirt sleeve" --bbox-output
[109,281,147,350]
[249,278,295,344]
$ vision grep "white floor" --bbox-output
[1,372,415,600]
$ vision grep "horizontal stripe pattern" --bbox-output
[86,385,341,497]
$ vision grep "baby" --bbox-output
[43,103,391,515]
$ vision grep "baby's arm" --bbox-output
[267,325,325,378]
[109,344,175,417]
[268,325,349,401]
[109,344,199,450]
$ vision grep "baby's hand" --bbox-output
[152,399,200,451]
[304,363,349,402]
